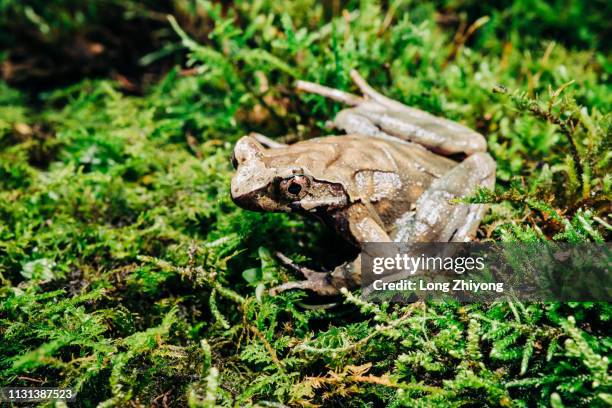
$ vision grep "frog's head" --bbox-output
[230,136,348,213]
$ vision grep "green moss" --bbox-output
[0,1,610,407]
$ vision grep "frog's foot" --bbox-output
[274,252,329,280]
[270,252,359,296]
[270,252,341,296]
[269,279,339,296]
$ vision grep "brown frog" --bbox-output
[230,70,495,295]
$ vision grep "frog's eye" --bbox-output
[280,175,310,199]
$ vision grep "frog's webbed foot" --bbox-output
[270,252,358,296]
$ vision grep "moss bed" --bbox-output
[0,1,610,407]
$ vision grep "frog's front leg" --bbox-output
[270,212,390,296]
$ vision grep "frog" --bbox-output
[230,70,495,296]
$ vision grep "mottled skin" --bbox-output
[231,71,496,295]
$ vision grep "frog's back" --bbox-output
[318,134,455,173]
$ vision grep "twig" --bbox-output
[250,325,285,372]
[378,1,399,36]
[444,16,490,66]
[525,101,584,186]
[17,376,45,383]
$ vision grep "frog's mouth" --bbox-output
[231,187,346,214]
[230,183,284,212]
[230,177,293,213]
[292,195,349,212]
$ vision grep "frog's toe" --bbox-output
[295,79,363,105]
[274,252,329,280]
[269,281,310,296]
[269,279,340,296]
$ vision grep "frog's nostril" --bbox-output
[231,152,239,169]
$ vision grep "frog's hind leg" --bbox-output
[297,71,487,155]
[295,73,405,140]
[411,152,496,242]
